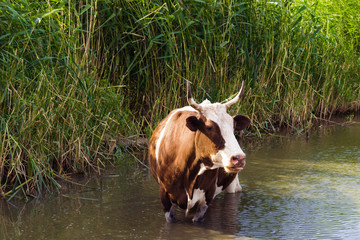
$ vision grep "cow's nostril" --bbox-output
[232,155,245,161]
[231,155,246,166]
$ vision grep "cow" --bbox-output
[148,81,250,223]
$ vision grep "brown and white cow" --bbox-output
[148,81,250,223]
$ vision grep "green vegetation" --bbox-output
[1,0,359,199]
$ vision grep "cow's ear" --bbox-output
[233,114,250,131]
[186,116,203,132]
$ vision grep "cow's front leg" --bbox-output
[192,203,208,222]
[165,205,177,223]
[160,187,177,223]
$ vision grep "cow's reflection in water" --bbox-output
[158,192,242,239]
[203,192,241,234]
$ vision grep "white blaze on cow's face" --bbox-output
[195,100,246,173]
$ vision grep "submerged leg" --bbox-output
[192,203,208,222]
[165,205,177,223]
[160,187,177,223]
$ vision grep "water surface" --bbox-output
[1,122,360,239]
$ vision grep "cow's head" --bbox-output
[186,81,250,173]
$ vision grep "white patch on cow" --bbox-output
[224,174,242,193]
[198,163,207,176]
[199,101,245,169]
[155,106,198,163]
[186,188,205,215]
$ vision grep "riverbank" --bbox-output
[1,0,360,199]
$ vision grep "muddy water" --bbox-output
[1,122,360,240]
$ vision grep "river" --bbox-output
[1,121,360,239]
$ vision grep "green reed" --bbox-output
[0,0,359,199]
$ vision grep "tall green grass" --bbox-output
[1,0,359,199]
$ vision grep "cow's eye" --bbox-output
[206,126,213,131]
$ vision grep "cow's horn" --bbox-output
[224,81,245,109]
[187,81,202,112]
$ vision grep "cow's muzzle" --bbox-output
[226,155,246,172]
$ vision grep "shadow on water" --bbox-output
[1,120,360,239]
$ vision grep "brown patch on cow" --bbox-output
[217,167,237,190]
[192,119,226,162]
[160,186,173,212]
[201,157,214,167]
[201,119,226,150]
[193,169,218,204]
[186,115,225,151]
